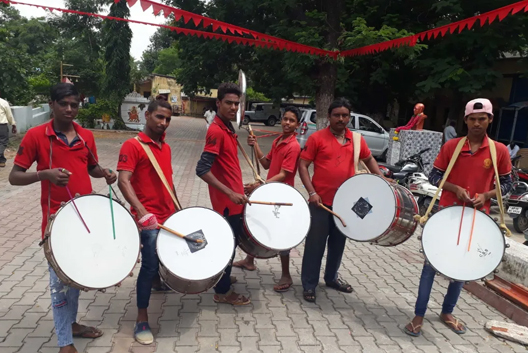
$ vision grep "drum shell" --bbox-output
[157,207,235,294]
[43,194,140,291]
[238,225,280,259]
[159,262,224,294]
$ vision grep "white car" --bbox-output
[296,109,389,159]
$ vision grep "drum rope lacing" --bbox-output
[414,136,511,237]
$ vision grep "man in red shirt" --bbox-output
[299,98,385,303]
[404,98,512,337]
[9,83,116,353]
[233,106,301,292]
[196,82,251,306]
[117,99,177,345]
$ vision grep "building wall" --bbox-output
[11,104,51,133]
[151,76,183,106]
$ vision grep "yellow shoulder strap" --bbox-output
[352,131,369,174]
[135,136,182,211]
[417,137,467,224]
[488,137,511,237]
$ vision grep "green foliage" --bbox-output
[77,100,117,129]
[154,45,182,76]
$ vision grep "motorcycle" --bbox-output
[507,182,528,234]
[379,148,440,215]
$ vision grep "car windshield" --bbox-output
[359,117,380,133]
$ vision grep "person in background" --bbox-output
[0,92,17,167]
[444,120,457,143]
[508,141,520,159]
[204,107,216,129]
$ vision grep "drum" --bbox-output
[239,182,311,258]
[421,206,505,282]
[333,174,418,246]
[157,207,235,294]
[43,194,140,291]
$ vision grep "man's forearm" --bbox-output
[117,178,148,217]
[299,164,315,194]
[200,171,235,197]
[88,165,107,178]
[267,170,288,183]
[363,156,383,176]
[9,170,39,186]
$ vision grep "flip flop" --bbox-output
[214,290,251,306]
[441,317,466,334]
[273,282,292,293]
[72,324,104,339]
[303,289,316,303]
[403,322,422,337]
[230,276,237,284]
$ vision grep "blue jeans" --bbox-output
[49,265,80,347]
[214,214,241,294]
[301,204,346,291]
[137,229,160,309]
[414,263,464,317]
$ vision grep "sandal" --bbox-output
[441,317,466,334]
[214,289,251,306]
[303,289,316,303]
[230,275,237,284]
[273,282,292,293]
[403,322,422,337]
[232,259,257,271]
[326,278,353,293]
[72,324,104,339]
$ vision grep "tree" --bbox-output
[101,0,132,102]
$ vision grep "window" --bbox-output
[359,117,381,133]
[310,112,316,123]
[348,115,356,129]
[256,105,263,111]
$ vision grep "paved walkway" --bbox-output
[0,117,523,352]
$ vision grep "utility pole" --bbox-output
[60,62,81,83]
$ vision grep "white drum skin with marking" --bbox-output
[239,182,311,258]
[157,207,235,294]
[44,194,140,290]
[333,174,418,246]
[422,206,505,282]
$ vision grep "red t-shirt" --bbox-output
[434,136,511,213]
[204,116,244,216]
[300,127,371,206]
[14,120,98,237]
[117,132,176,224]
[266,133,301,186]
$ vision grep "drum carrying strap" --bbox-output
[135,136,182,211]
[416,136,511,237]
[489,137,511,237]
[352,132,370,174]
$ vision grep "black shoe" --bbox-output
[523,241,528,246]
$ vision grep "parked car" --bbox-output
[296,109,389,159]
[244,103,281,126]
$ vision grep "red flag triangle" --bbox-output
[174,13,182,22]
[439,27,449,37]
[512,3,526,15]
[220,25,227,33]
[163,9,172,18]
[498,8,511,21]
[140,0,151,11]
[212,23,219,32]
[183,15,191,24]
[449,24,458,34]
[152,4,162,16]
[127,0,138,7]
[192,16,202,27]
[203,19,212,28]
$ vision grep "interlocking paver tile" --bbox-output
[0,117,524,352]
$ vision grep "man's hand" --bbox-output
[43,168,71,187]
[244,182,260,196]
[229,191,250,205]
[308,193,322,206]
[138,213,158,230]
[104,169,117,185]
[11,126,17,134]
[472,193,488,209]
[247,135,257,147]
[455,186,471,204]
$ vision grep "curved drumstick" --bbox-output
[250,201,293,206]
[318,203,347,227]
[158,224,204,244]
[248,124,261,175]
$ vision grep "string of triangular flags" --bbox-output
[3,0,528,58]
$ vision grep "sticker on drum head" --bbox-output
[351,197,373,219]
[185,230,208,253]
[477,245,491,258]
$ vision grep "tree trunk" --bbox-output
[315,62,337,130]
[315,1,341,130]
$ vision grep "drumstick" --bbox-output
[236,139,265,183]
[467,194,478,252]
[158,224,204,244]
[318,203,347,227]
[250,201,293,206]
[65,185,91,233]
[456,202,465,246]
[248,125,261,175]
[109,185,116,240]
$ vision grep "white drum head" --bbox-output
[50,194,140,289]
[157,207,235,281]
[245,183,310,251]
[422,206,505,282]
[333,174,396,241]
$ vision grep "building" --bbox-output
[181,90,217,116]
[137,74,183,115]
